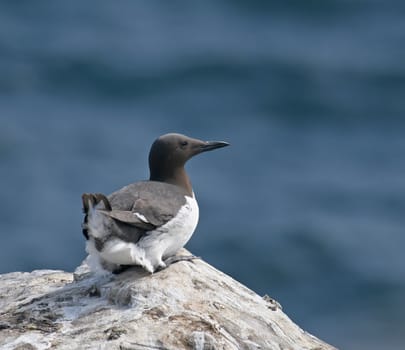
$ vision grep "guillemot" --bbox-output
[82,133,229,273]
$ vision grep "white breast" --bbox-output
[161,194,200,257]
[139,194,199,259]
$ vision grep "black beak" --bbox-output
[200,140,230,152]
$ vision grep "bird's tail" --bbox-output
[81,193,111,239]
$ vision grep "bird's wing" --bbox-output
[97,209,157,231]
[99,196,175,229]
[103,181,188,230]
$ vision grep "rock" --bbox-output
[0,250,337,350]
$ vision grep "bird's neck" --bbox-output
[150,166,193,196]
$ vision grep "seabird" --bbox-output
[82,133,229,273]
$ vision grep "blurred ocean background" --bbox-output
[0,1,404,349]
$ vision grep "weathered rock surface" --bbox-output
[0,250,337,350]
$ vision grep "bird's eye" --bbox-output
[180,141,188,147]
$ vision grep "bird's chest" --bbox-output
[154,195,199,255]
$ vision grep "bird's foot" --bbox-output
[159,254,200,271]
[110,255,200,274]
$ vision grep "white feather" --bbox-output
[134,212,149,223]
